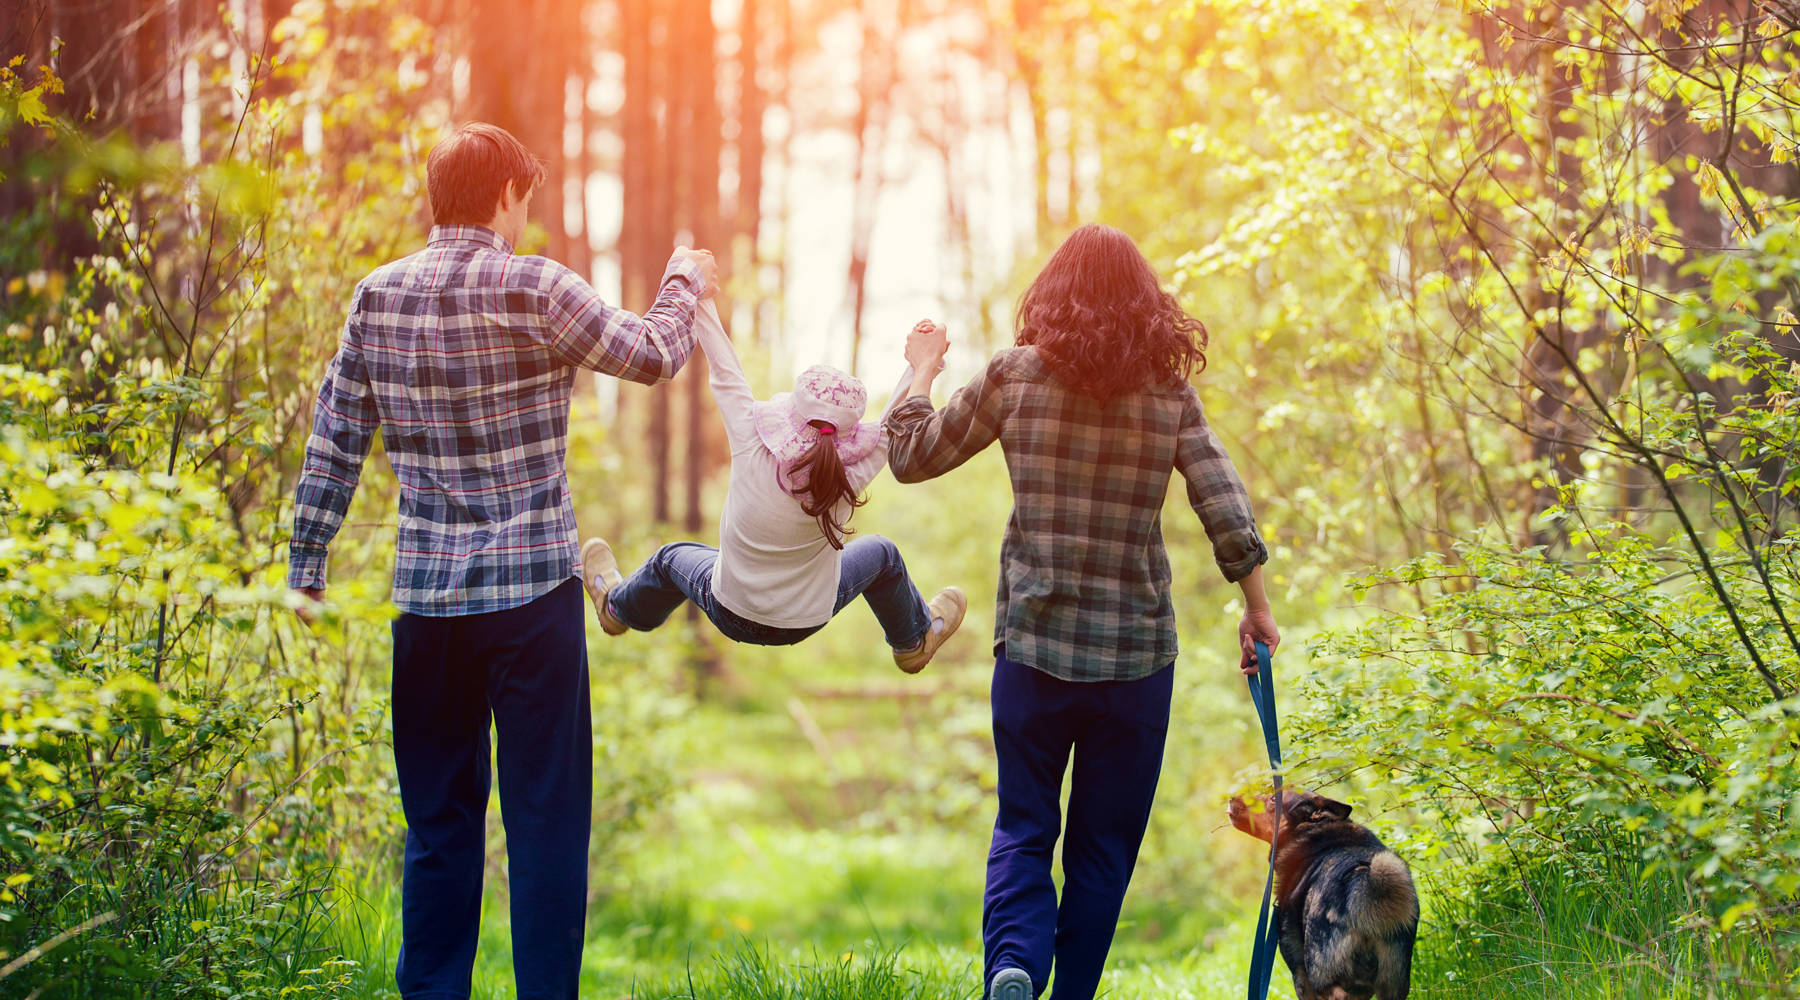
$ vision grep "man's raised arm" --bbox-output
[542,247,717,385]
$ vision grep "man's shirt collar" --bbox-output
[427,223,515,255]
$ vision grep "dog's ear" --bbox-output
[1282,795,1316,823]
[1315,796,1353,821]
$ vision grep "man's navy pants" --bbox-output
[982,648,1174,1000]
[390,578,591,1000]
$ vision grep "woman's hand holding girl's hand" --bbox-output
[902,320,949,400]
[906,319,949,372]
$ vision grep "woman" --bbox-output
[884,224,1280,1000]
[583,302,966,672]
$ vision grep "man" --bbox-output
[287,122,716,1000]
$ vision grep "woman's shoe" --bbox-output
[988,967,1033,1000]
[893,585,967,674]
[580,538,630,636]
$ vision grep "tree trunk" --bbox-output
[31,0,140,263]
[677,0,729,689]
[464,0,570,258]
[131,0,180,143]
[617,0,676,523]
[1521,0,1596,545]
[767,0,795,348]
[1011,0,1052,240]
[679,0,722,543]
[845,0,901,375]
[736,0,765,260]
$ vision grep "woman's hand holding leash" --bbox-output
[1236,565,1280,674]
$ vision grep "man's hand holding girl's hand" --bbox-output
[673,245,720,299]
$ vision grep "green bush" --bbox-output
[0,13,683,991]
[0,364,372,995]
[1297,316,1800,993]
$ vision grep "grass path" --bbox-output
[330,886,1290,1000]
[325,814,1297,1000]
[319,640,1787,1000]
[326,837,1784,1000]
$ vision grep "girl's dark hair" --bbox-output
[1015,224,1209,401]
[792,422,867,550]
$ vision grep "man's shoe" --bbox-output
[580,537,629,636]
[988,967,1033,1000]
[893,585,967,674]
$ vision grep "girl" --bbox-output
[582,302,966,673]
[882,224,1281,1000]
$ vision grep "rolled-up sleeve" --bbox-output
[1175,386,1268,582]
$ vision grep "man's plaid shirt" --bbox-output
[288,225,704,616]
[884,347,1267,682]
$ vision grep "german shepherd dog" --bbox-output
[1227,789,1418,1000]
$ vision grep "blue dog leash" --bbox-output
[1245,639,1283,1000]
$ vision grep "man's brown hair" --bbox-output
[425,123,547,226]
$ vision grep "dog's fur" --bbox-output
[1227,789,1418,1000]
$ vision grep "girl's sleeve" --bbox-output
[1175,385,1269,582]
[881,353,1007,483]
[877,365,917,425]
[841,365,922,491]
[696,301,758,451]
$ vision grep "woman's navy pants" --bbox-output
[982,648,1174,999]
[389,578,591,1000]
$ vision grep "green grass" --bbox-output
[314,565,1793,1000]
[1417,859,1794,1000]
[312,670,1796,1000]
[320,815,1294,1000]
[322,829,1794,1000]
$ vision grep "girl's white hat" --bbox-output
[751,364,884,476]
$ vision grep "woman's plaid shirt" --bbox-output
[884,347,1267,682]
[288,225,704,616]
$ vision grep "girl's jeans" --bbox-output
[606,534,932,648]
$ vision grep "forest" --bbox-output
[2,0,1799,996]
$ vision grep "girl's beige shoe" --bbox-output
[580,538,630,636]
[893,586,967,674]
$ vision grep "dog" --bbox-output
[1227,788,1418,1000]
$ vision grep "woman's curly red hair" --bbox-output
[1015,224,1208,401]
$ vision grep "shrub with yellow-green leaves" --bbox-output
[0,364,373,996]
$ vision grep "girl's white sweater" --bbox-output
[694,303,910,628]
